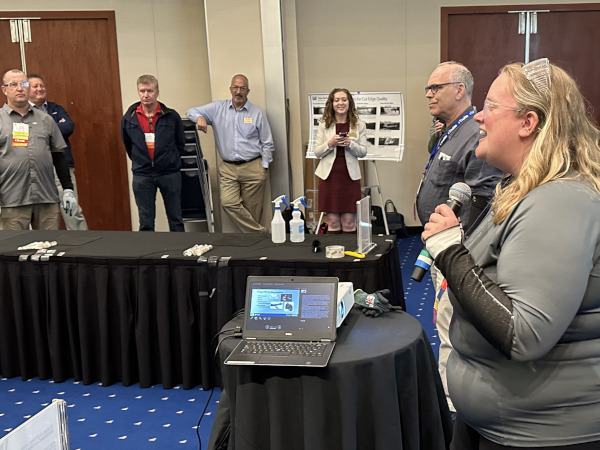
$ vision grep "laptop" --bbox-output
[224,276,339,367]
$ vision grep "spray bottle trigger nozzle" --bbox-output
[272,194,289,208]
[291,196,307,209]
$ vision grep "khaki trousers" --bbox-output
[219,158,268,233]
[0,203,60,230]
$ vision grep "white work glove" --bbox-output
[61,189,78,216]
[424,225,462,259]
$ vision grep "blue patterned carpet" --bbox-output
[396,234,439,361]
[0,377,220,449]
[0,234,435,449]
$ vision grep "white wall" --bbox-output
[1,0,213,231]
[117,1,213,231]
[289,0,589,226]
[202,0,270,232]
[3,0,592,229]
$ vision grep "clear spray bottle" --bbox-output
[289,196,307,243]
[271,195,288,244]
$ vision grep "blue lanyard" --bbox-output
[426,109,475,170]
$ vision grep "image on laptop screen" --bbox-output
[243,276,338,341]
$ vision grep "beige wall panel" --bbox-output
[291,0,584,226]
[294,0,410,225]
[0,0,211,231]
[116,1,212,231]
[204,0,272,232]
[282,0,304,201]
[3,0,588,230]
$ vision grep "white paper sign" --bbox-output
[307,91,404,161]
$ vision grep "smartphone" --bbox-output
[338,132,348,137]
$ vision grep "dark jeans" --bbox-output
[132,172,184,232]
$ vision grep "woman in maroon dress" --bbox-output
[314,88,367,233]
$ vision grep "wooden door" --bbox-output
[531,8,600,125]
[442,4,600,125]
[0,11,131,230]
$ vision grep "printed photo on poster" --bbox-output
[307,92,404,161]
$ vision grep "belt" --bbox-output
[223,156,260,165]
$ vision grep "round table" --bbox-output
[211,308,453,450]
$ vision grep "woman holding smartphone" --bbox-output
[314,88,367,233]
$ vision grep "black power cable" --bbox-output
[195,309,244,449]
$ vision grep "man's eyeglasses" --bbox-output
[424,82,461,94]
[2,81,29,89]
[231,86,248,92]
[482,99,522,119]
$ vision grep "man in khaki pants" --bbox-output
[187,74,275,233]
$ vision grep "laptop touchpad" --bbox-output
[259,355,288,364]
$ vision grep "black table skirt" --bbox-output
[215,309,453,450]
[0,231,404,390]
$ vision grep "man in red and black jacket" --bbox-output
[121,74,185,231]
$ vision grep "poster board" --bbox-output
[306,92,404,161]
[0,399,70,450]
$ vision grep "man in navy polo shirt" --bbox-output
[417,61,502,418]
[28,73,88,230]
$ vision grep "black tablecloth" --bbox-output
[214,308,452,450]
[0,231,403,390]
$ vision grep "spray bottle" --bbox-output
[289,196,308,243]
[271,195,288,244]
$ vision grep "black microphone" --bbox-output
[312,239,322,253]
[411,182,472,282]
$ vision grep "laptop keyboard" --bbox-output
[241,341,327,357]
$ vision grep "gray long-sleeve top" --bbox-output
[434,179,600,447]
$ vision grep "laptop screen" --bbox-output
[243,276,338,341]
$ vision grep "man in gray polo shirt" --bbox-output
[0,69,77,230]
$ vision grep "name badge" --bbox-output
[144,133,155,148]
[243,117,253,124]
[12,123,29,147]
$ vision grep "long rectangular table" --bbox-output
[0,230,404,389]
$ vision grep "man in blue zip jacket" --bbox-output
[28,74,89,230]
[121,75,185,232]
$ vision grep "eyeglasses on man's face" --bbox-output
[231,86,248,92]
[482,99,521,120]
[2,81,29,89]
[424,82,461,95]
